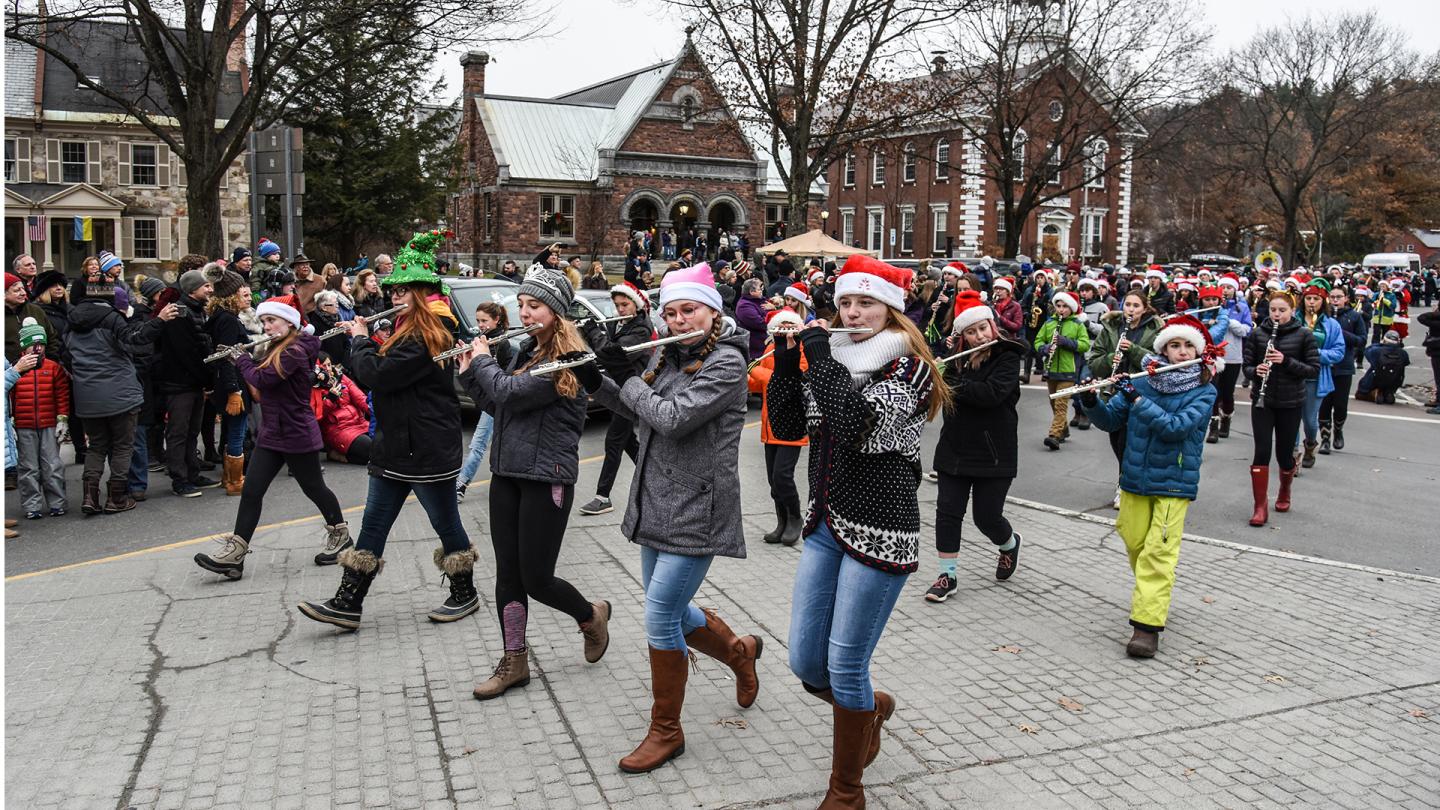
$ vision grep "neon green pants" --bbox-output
[1115,492,1189,630]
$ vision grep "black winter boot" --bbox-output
[298,549,382,630]
[1218,413,1232,438]
[1318,420,1331,455]
[763,500,785,544]
[429,547,480,622]
[1206,416,1220,444]
[1332,419,1345,450]
[779,496,803,547]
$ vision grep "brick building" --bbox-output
[3,23,250,276]
[450,35,817,270]
[1382,228,1440,268]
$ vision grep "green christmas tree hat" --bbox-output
[381,229,453,287]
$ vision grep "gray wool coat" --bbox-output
[591,325,750,559]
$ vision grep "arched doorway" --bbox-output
[707,201,737,261]
[670,201,699,255]
[629,198,659,237]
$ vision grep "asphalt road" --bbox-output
[7,307,1436,579]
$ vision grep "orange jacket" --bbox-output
[747,346,808,446]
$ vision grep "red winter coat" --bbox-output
[317,376,371,454]
[11,357,70,429]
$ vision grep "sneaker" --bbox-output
[924,471,938,483]
[995,533,1021,581]
[1044,436,1061,450]
[49,507,65,517]
[578,496,613,516]
[24,511,43,520]
[191,475,221,489]
[924,573,958,603]
[147,461,166,473]
[172,482,202,498]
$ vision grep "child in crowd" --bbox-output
[11,319,70,519]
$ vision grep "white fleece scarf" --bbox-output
[830,328,909,387]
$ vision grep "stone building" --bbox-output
[450,34,819,270]
[4,22,250,275]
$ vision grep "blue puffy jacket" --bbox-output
[1305,315,1345,397]
[1083,376,1217,500]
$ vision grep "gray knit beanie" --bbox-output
[517,264,574,316]
[213,270,246,299]
[179,268,210,294]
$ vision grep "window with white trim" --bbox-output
[903,143,916,183]
[996,204,1008,244]
[1086,139,1107,188]
[843,152,855,187]
[841,210,855,246]
[132,218,159,259]
[3,139,16,182]
[131,144,158,186]
[871,148,885,186]
[932,208,948,254]
[867,209,884,252]
[1008,130,1027,181]
[1046,144,1062,185]
[900,208,915,253]
[61,141,88,183]
[1081,212,1104,258]
[935,139,950,180]
[538,194,575,239]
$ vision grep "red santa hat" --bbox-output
[255,294,311,333]
[992,277,1014,293]
[941,261,969,280]
[1051,290,1080,313]
[783,281,812,307]
[1153,313,1224,372]
[833,255,912,312]
[807,267,826,284]
[1144,266,1167,281]
[610,281,648,310]
[765,307,804,333]
[1177,280,1197,293]
[1218,273,1241,290]
[951,289,994,334]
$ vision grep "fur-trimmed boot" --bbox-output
[194,533,250,580]
[314,522,353,566]
[103,479,136,513]
[619,647,689,774]
[1218,413,1231,438]
[683,608,763,708]
[297,549,382,630]
[819,703,880,809]
[223,454,245,496]
[1206,416,1220,444]
[429,547,480,622]
[1275,467,1295,513]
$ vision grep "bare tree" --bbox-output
[6,0,543,257]
[1209,12,1435,267]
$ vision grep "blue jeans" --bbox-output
[457,413,494,486]
[128,423,148,494]
[353,475,471,558]
[640,547,710,651]
[1300,378,1321,444]
[221,412,246,456]
[788,521,908,711]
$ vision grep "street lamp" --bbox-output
[679,204,690,217]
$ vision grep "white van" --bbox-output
[1362,252,1421,274]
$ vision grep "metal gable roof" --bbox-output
[479,96,614,181]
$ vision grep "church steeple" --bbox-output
[1008,0,1068,64]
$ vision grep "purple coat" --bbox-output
[234,332,323,453]
[734,295,769,359]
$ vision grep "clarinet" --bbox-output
[1112,313,1131,374]
[1254,334,1277,409]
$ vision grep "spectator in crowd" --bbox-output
[1356,330,1410,405]
[290,254,323,314]
[314,354,372,464]
[4,355,20,535]
[127,276,168,500]
[31,271,72,347]
[6,272,54,363]
[256,238,284,270]
[310,290,352,372]
[373,253,395,276]
[206,271,254,495]
[11,319,69,519]
[12,254,38,293]
[157,269,220,498]
[324,272,357,321]
[353,269,385,317]
[582,261,609,290]
[564,256,585,290]
[495,259,521,283]
[231,247,253,280]
[625,253,651,286]
[734,278,771,360]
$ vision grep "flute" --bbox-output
[1253,335,1277,409]
[1167,305,1222,320]
[623,330,705,353]
[432,324,542,363]
[1048,357,1205,399]
[936,341,997,365]
[204,333,279,363]
[769,326,874,336]
[529,352,597,376]
[315,303,408,340]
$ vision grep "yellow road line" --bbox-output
[8,419,764,582]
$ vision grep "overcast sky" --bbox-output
[430,0,1438,101]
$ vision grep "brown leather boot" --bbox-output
[1248,465,1269,527]
[224,454,245,496]
[103,480,136,513]
[473,650,530,700]
[1275,467,1295,513]
[818,703,876,809]
[684,608,762,708]
[619,647,688,774]
[81,475,103,516]
[805,687,894,769]
[580,600,611,663]
[1126,627,1159,658]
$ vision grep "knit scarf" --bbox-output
[830,328,908,387]
[1143,352,1203,394]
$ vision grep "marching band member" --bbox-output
[1086,291,1163,503]
[1194,287,1232,443]
[1295,280,1345,470]
[194,295,349,580]
[298,234,481,629]
[1244,291,1320,528]
[573,263,761,774]
[457,265,612,699]
[925,290,1025,604]
[767,255,948,808]
[1033,290,1091,450]
[1320,286,1367,453]
[1211,274,1253,440]
[1080,314,1220,658]
[748,308,809,546]
[577,281,654,516]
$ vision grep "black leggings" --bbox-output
[345,434,372,465]
[1212,363,1242,416]
[934,472,1014,553]
[233,447,344,540]
[489,475,594,642]
[763,443,801,502]
[1250,406,1302,470]
[1318,374,1354,425]
[595,413,638,498]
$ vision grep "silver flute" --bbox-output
[624,330,706,353]
[529,353,597,376]
[315,303,408,340]
[1048,357,1205,400]
[768,325,875,336]
[432,324,542,363]
[937,341,997,365]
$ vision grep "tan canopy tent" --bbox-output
[753,229,878,258]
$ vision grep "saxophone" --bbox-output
[1030,304,1043,329]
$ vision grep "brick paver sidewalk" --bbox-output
[6,495,1437,809]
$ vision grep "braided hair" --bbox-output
[642,314,725,385]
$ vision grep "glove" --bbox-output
[1116,378,1140,402]
[1057,336,1078,351]
[55,416,69,443]
[566,353,603,394]
[798,327,832,362]
[225,392,244,416]
[1079,390,1100,409]
[596,343,630,374]
[773,339,801,374]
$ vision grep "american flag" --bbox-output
[25,216,46,242]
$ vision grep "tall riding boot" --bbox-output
[1275,467,1295,513]
[619,648,689,774]
[1331,419,1345,450]
[104,479,136,513]
[801,685,894,768]
[1218,413,1231,439]
[1248,465,1269,527]
[683,608,763,708]
[429,547,480,622]
[1205,416,1220,444]
[81,474,103,516]
[763,499,786,544]
[1301,440,1318,469]
[779,495,803,546]
[1318,420,1332,455]
[297,549,382,630]
[223,454,245,495]
[819,703,879,809]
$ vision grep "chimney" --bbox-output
[461,51,490,99]
[931,53,949,75]
[227,0,249,94]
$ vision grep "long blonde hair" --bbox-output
[515,317,586,399]
[830,309,951,420]
[257,327,300,376]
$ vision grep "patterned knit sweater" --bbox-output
[766,328,934,574]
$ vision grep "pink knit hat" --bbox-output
[659,262,723,312]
